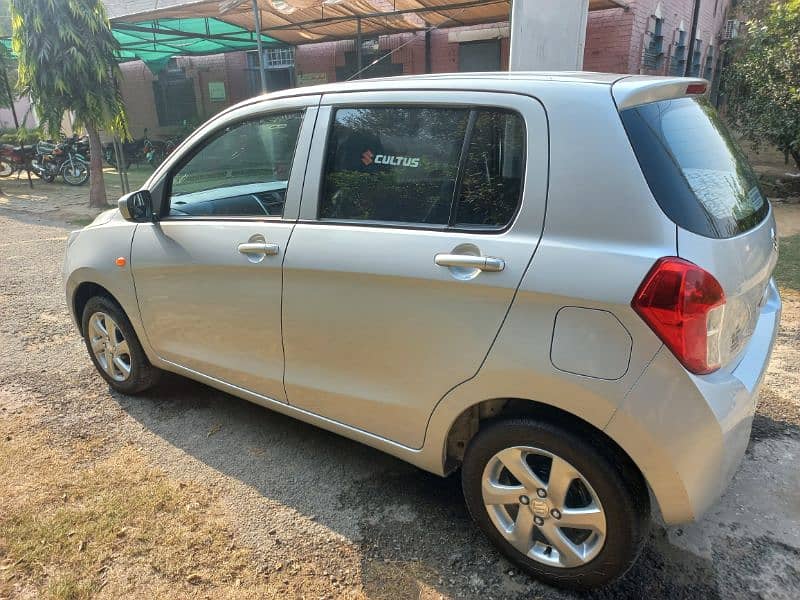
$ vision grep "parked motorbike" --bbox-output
[103,129,166,168]
[0,143,36,179]
[31,137,90,186]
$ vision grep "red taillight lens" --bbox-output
[686,82,708,95]
[632,257,725,375]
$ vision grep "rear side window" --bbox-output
[621,97,767,238]
[319,106,525,229]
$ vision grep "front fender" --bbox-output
[63,217,155,362]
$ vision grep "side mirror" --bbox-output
[118,189,154,222]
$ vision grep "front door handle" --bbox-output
[237,242,279,256]
[434,253,505,272]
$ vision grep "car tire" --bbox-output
[461,417,650,590]
[81,295,161,395]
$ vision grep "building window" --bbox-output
[670,29,687,76]
[264,47,295,69]
[643,16,665,71]
[152,64,197,127]
[246,48,296,96]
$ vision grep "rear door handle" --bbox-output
[434,253,505,272]
[237,242,279,256]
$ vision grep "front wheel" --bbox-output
[0,160,13,177]
[81,295,161,394]
[62,160,89,185]
[461,418,650,590]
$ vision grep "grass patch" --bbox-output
[0,425,272,598]
[102,166,153,193]
[775,234,800,292]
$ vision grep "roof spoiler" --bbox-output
[612,76,709,111]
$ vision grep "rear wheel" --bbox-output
[81,296,160,394]
[461,417,650,590]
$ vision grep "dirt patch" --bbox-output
[773,204,800,237]
[0,411,372,600]
[1,200,799,599]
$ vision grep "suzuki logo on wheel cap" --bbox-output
[532,499,549,517]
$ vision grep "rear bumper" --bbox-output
[606,279,781,523]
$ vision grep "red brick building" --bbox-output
[115,0,733,137]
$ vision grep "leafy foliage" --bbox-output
[10,0,128,137]
[10,0,130,206]
[723,0,800,169]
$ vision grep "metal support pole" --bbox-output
[684,0,702,77]
[252,0,268,93]
[425,29,432,74]
[356,17,363,79]
[112,137,129,195]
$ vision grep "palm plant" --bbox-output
[10,0,129,207]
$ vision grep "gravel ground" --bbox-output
[1,208,799,599]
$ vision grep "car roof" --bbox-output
[220,72,709,120]
[267,71,627,99]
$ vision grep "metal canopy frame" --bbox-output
[107,0,629,85]
[112,17,281,74]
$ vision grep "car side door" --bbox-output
[281,91,548,447]
[130,96,319,402]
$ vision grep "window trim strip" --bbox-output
[449,109,478,228]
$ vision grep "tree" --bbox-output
[10,0,129,207]
[723,0,800,170]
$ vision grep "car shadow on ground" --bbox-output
[113,372,774,600]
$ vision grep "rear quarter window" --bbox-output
[620,97,768,238]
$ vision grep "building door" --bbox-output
[459,40,501,72]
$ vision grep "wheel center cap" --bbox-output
[531,499,549,518]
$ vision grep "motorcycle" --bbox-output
[0,143,36,179]
[31,137,90,186]
[103,128,166,169]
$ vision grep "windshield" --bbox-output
[620,97,768,238]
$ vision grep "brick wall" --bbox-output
[118,62,159,139]
[118,2,730,135]
[294,23,509,83]
[119,53,255,139]
[623,0,731,76]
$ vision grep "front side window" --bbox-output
[169,111,304,217]
[319,106,525,230]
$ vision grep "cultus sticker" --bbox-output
[362,149,420,168]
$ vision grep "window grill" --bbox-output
[704,45,715,80]
[670,30,687,76]
[690,39,702,77]
[643,16,665,70]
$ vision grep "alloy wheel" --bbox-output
[481,445,607,568]
[88,312,132,382]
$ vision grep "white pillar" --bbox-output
[509,0,590,71]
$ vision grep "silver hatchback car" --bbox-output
[64,73,780,589]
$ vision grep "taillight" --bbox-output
[632,257,725,374]
[686,82,708,95]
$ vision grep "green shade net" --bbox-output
[1,17,278,73]
[113,17,279,73]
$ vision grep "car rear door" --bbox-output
[281,90,548,448]
[130,96,319,402]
